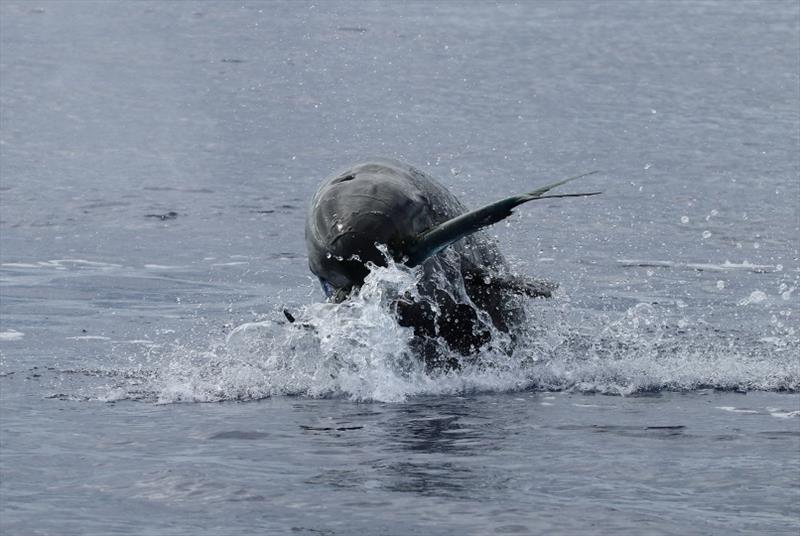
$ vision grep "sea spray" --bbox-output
[85,263,800,403]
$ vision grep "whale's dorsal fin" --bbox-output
[403,171,601,267]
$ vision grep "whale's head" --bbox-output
[305,161,598,303]
[305,167,429,302]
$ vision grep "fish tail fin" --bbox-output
[403,171,601,266]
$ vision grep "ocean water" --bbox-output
[1,1,798,534]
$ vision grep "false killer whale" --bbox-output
[304,158,599,365]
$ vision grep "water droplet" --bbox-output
[681,216,689,224]
[716,280,725,290]
[702,231,712,239]
[738,290,767,306]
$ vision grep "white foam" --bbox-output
[155,262,427,403]
[144,264,183,270]
[39,259,122,269]
[98,388,129,402]
[738,290,768,306]
[120,340,160,347]
[780,286,796,301]
[0,329,24,341]
[617,259,778,273]
[96,263,799,404]
[211,262,249,267]
[66,335,112,341]
[766,407,800,419]
[1,263,40,269]
[3,259,123,271]
[716,406,760,414]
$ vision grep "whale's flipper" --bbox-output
[403,171,601,267]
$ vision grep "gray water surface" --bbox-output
[1,1,799,534]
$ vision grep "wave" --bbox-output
[88,262,796,404]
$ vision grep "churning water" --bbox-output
[1,1,798,534]
[62,258,797,406]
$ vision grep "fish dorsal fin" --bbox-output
[403,171,601,267]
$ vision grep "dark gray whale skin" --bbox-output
[305,158,549,361]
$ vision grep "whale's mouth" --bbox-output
[316,239,404,305]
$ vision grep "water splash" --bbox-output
[154,261,426,402]
[88,259,790,404]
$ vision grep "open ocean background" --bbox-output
[1,1,798,534]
